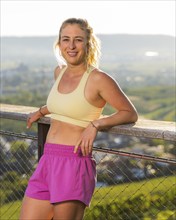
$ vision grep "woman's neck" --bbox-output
[66,62,88,74]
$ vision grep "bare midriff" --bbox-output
[46,119,85,146]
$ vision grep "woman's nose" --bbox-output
[69,40,76,49]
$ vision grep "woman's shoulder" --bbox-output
[54,65,67,80]
[90,68,122,95]
[90,67,116,84]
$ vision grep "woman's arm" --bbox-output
[93,71,138,130]
[27,105,50,129]
[27,66,62,129]
[74,70,138,156]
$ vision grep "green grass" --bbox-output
[102,85,175,121]
[91,175,176,206]
[126,86,175,121]
[1,176,175,219]
[0,201,22,220]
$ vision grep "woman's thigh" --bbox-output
[53,200,86,220]
[19,196,54,220]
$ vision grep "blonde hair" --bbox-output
[55,18,101,67]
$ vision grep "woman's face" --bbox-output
[59,24,88,66]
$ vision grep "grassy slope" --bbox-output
[125,86,175,121]
[91,175,175,206]
[102,86,175,121]
[1,176,175,219]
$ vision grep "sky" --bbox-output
[1,0,175,37]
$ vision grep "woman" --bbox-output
[20,18,138,220]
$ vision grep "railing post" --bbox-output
[37,122,50,161]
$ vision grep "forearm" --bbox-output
[93,110,138,131]
[27,105,50,129]
[39,105,50,117]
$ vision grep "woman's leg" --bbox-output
[53,200,86,220]
[19,196,54,220]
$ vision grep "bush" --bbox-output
[85,189,176,220]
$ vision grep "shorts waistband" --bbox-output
[44,143,92,158]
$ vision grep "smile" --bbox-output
[67,52,78,57]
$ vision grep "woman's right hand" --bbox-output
[27,110,42,129]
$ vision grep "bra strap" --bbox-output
[78,65,95,90]
[55,66,67,84]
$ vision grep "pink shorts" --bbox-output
[25,143,96,206]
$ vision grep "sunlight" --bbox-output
[145,51,159,57]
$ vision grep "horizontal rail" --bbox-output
[0,130,37,140]
[0,104,176,141]
[1,130,175,165]
[93,146,176,165]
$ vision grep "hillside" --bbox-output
[1,34,175,88]
[1,34,175,66]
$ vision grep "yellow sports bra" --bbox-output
[46,65,103,128]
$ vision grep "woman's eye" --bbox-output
[76,38,83,42]
[61,38,83,43]
[63,39,69,41]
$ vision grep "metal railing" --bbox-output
[0,104,176,220]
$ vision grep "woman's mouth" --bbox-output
[67,52,77,57]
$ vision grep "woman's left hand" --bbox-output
[74,123,98,156]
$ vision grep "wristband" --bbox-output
[39,107,45,117]
[90,121,98,131]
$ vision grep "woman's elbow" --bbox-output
[131,110,138,123]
